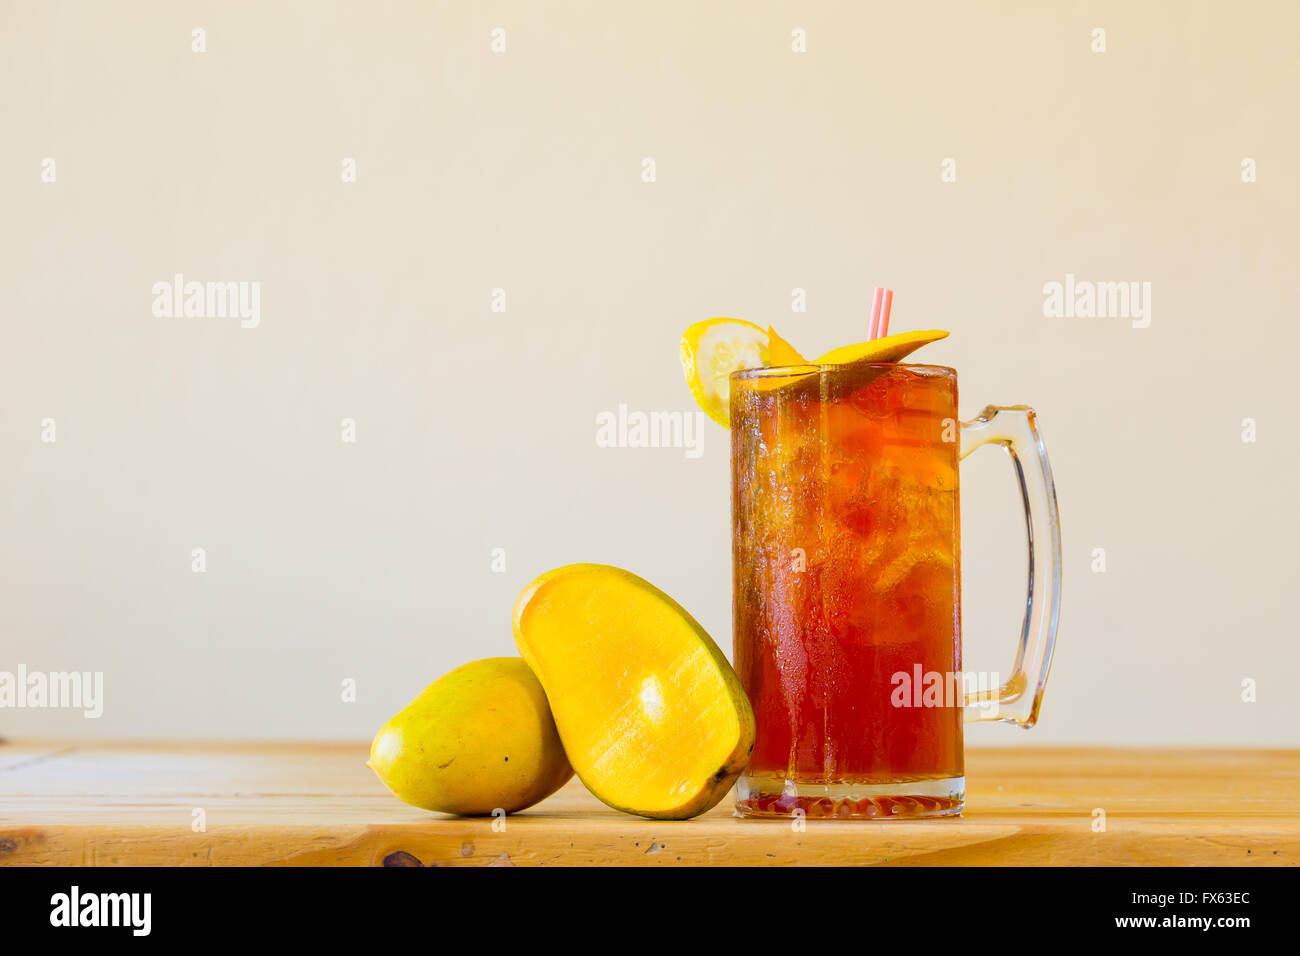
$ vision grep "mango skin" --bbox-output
[368,658,574,816]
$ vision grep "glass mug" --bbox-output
[730,362,1060,818]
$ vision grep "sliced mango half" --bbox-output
[513,564,755,820]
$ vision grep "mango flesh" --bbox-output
[368,657,574,815]
[812,329,949,365]
[513,564,755,819]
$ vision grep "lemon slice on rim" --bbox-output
[681,318,808,427]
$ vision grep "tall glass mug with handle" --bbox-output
[729,361,1061,818]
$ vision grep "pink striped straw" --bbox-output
[869,287,894,339]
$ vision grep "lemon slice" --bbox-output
[681,318,807,427]
[813,330,950,365]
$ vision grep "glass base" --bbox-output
[735,772,965,819]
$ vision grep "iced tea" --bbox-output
[731,363,964,818]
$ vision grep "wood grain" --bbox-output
[1,740,1295,866]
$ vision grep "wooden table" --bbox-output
[1,740,1295,866]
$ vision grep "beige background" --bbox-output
[2,1,1297,744]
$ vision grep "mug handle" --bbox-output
[959,405,1061,727]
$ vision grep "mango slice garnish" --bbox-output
[813,329,950,365]
[765,324,806,365]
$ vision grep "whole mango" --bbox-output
[368,657,573,815]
